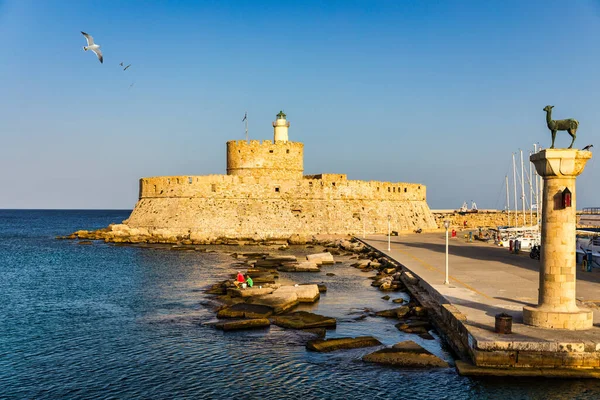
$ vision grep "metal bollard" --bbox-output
[495,313,512,334]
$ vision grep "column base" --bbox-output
[523,305,593,330]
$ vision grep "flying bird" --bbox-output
[81,31,103,63]
[129,82,135,89]
[582,144,594,151]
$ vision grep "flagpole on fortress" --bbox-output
[243,112,248,143]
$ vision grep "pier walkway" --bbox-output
[361,233,600,375]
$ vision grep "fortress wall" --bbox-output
[127,175,437,238]
[226,140,304,179]
[125,197,437,239]
[138,175,427,202]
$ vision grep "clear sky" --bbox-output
[1,0,600,210]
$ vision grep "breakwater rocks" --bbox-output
[58,223,362,247]
[204,239,448,369]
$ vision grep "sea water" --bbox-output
[1,210,600,399]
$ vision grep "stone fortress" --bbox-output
[106,111,437,243]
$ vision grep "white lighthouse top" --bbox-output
[272,110,290,142]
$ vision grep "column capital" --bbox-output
[530,149,591,178]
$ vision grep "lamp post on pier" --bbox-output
[444,220,450,285]
[387,215,391,251]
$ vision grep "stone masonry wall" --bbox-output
[126,174,437,240]
[226,140,304,180]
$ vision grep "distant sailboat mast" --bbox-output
[529,150,534,226]
[513,153,518,227]
[520,149,526,226]
[506,175,511,227]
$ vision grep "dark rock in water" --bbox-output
[410,306,428,317]
[271,311,336,329]
[78,240,93,245]
[215,318,271,331]
[395,319,431,334]
[375,306,410,319]
[301,282,327,293]
[353,314,367,321]
[302,328,326,338]
[381,295,390,301]
[419,332,435,340]
[306,336,382,352]
[362,340,448,368]
[326,273,336,277]
[392,298,405,304]
[205,282,227,295]
[217,303,273,319]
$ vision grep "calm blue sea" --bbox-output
[1,210,600,399]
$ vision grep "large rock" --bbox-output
[306,336,382,352]
[395,319,431,334]
[215,318,271,331]
[306,252,334,265]
[362,341,448,368]
[217,303,273,319]
[271,311,336,329]
[274,285,320,302]
[246,289,299,314]
[227,286,276,298]
[375,306,410,318]
[277,261,320,272]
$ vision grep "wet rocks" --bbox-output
[362,341,448,368]
[271,311,336,329]
[227,286,276,298]
[306,252,334,265]
[306,336,382,352]
[278,261,320,272]
[217,303,273,319]
[215,318,271,331]
[375,306,410,319]
[246,289,299,314]
[395,319,431,334]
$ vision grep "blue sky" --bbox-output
[1,0,600,209]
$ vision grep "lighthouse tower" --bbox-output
[272,110,290,142]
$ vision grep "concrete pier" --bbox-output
[361,233,600,377]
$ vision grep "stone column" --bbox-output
[523,149,593,330]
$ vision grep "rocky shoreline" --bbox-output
[203,237,449,368]
[58,223,351,246]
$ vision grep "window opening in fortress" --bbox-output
[393,187,396,192]
[269,150,273,153]
[188,177,192,184]
[176,178,180,184]
[286,149,290,154]
[309,182,313,186]
[275,187,280,193]
[154,185,157,192]
[332,182,336,186]
[211,184,216,192]
[388,187,390,192]
[167,178,171,184]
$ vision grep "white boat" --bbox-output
[497,226,540,249]
[576,208,600,268]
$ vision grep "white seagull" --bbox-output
[81,31,103,63]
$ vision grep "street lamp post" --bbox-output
[387,215,391,251]
[444,220,450,285]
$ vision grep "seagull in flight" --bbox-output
[582,144,594,151]
[123,64,131,71]
[81,31,103,63]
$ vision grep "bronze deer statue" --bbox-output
[543,105,578,149]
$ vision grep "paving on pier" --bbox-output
[361,232,600,376]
